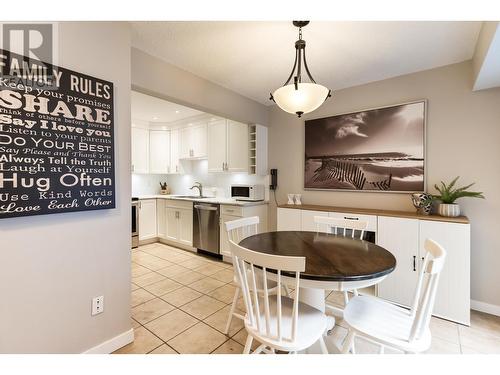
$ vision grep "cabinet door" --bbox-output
[139,199,157,240]
[131,127,149,173]
[377,216,419,307]
[165,207,179,242]
[207,120,227,172]
[149,130,170,174]
[301,210,329,232]
[179,127,192,159]
[192,124,207,158]
[227,120,249,172]
[419,220,470,324]
[220,214,241,256]
[277,208,301,231]
[156,199,166,239]
[178,208,193,246]
[170,128,182,174]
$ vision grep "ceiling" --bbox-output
[131,21,482,105]
[131,90,204,123]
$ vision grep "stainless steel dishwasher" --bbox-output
[193,202,220,255]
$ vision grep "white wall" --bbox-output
[0,22,132,353]
[268,61,500,309]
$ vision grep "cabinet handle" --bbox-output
[344,216,359,220]
[413,255,416,271]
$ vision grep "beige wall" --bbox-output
[268,61,500,308]
[0,22,132,353]
[131,48,269,126]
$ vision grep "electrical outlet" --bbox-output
[92,296,104,316]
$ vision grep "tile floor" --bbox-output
[114,242,500,354]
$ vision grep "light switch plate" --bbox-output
[92,296,104,316]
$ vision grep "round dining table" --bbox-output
[239,230,396,353]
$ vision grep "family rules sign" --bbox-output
[0,49,115,219]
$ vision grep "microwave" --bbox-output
[231,184,265,201]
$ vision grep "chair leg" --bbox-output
[342,330,356,354]
[353,289,359,297]
[243,335,253,354]
[224,287,240,335]
[318,336,329,354]
[343,291,349,306]
[283,284,291,297]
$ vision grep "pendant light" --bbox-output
[270,21,331,118]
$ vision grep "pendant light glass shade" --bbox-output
[272,83,330,116]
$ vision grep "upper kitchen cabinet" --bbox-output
[131,126,149,174]
[180,123,208,159]
[169,128,184,174]
[149,130,170,174]
[208,119,249,172]
[249,124,268,176]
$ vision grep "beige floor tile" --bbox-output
[132,251,153,262]
[149,344,178,354]
[180,257,211,270]
[195,263,225,276]
[143,278,183,297]
[142,246,179,257]
[135,255,173,271]
[429,317,460,344]
[232,328,260,351]
[327,325,348,349]
[113,327,162,354]
[326,291,347,308]
[131,263,151,278]
[181,295,226,320]
[469,310,500,338]
[131,288,156,307]
[211,269,235,283]
[170,270,206,285]
[212,339,244,354]
[459,325,500,354]
[208,284,238,304]
[131,283,140,291]
[425,337,461,354]
[131,318,141,329]
[161,286,203,307]
[166,252,193,264]
[204,304,244,336]
[168,322,228,354]
[132,272,166,287]
[189,277,226,294]
[157,264,190,278]
[132,298,175,325]
[138,243,161,251]
[145,309,198,342]
[460,345,483,354]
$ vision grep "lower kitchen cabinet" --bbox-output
[277,207,301,231]
[138,199,157,241]
[156,199,166,239]
[163,200,193,248]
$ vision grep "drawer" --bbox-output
[221,205,243,216]
[164,199,194,210]
[328,211,377,232]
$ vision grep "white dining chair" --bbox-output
[314,216,368,306]
[224,217,289,335]
[341,238,447,354]
[229,238,329,354]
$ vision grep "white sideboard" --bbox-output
[277,205,471,325]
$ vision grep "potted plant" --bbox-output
[433,176,484,217]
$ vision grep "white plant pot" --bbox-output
[438,203,461,217]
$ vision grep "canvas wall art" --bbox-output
[304,101,425,192]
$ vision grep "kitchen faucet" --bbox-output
[190,181,203,197]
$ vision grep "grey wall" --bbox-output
[131,48,269,126]
[268,61,500,308]
[0,22,132,353]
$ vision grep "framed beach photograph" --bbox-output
[304,100,426,192]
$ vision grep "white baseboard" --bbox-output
[83,328,134,354]
[471,299,500,317]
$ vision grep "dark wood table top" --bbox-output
[239,231,396,282]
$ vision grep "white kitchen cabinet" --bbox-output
[149,130,170,174]
[249,124,268,176]
[131,127,149,173]
[164,200,194,248]
[419,220,470,325]
[169,128,185,174]
[220,214,241,257]
[277,207,301,231]
[208,119,248,172]
[180,124,207,159]
[301,210,328,232]
[139,199,157,241]
[156,199,166,239]
[377,216,420,307]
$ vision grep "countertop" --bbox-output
[135,194,269,207]
[278,204,469,224]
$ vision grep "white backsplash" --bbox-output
[132,159,270,200]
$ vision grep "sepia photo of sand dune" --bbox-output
[304,101,425,192]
